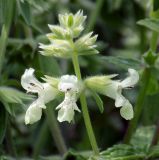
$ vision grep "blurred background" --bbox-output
[0,0,159,159]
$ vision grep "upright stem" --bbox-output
[124,31,158,143]
[0,0,14,74]
[45,105,67,155]
[85,0,104,33]
[72,51,99,155]
[150,32,158,52]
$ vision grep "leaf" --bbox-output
[130,126,155,152]
[91,91,104,113]
[0,104,8,144]
[38,156,61,160]
[101,144,145,160]
[0,86,33,104]
[1,100,15,116]
[38,55,61,76]
[0,0,13,24]
[18,0,32,25]
[64,149,92,160]
[100,56,142,70]
[137,18,159,33]
[148,145,159,159]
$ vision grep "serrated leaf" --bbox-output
[130,126,155,152]
[101,144,145,160]
[100,56,142,70]
[137,18,159,33]
[91,91,104,113]
[0,105,7,144]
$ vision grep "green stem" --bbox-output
[124,30,158,143]
[150,32,158,52]
[72,51,99,155]
[0,0,14,74]
[45,105,67,155]
[33,120,49,158]
[85,0,104,33]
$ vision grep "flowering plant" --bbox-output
[21,10,139,156]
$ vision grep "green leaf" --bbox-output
[148,145,159,159]
[130,126,155,152]
[64,149,92,160]
[0,104,7,144]
[0,86,33,104]
[1,100,15,116]
[101,144,145,160]
[18,0,32,25]
[38,55,61,76]
[143,50,158,66]
[91,91,104,113]
[0,0,13,24]
[137,18,159,33]
[100,56,142,70]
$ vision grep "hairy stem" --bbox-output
[72,51,99,155]
[45,105,67,155]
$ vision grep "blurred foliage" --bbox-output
[0,0,159,159]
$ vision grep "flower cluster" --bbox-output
[21,11,139,125]
[21,68,81,124]
[39,10,98,58]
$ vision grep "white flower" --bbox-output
[56,75,80,123]
[104,68,139,120]
[21,68,58,124]
[85,68,139,120]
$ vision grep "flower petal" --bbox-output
[58,75,79,92]
[120,68,139,88]
[25,103,42,124]
[120,101,134,120]
[115,86,127,107]
[21,68,43,93]
[57,106,74,123]
[39,83,58,104]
